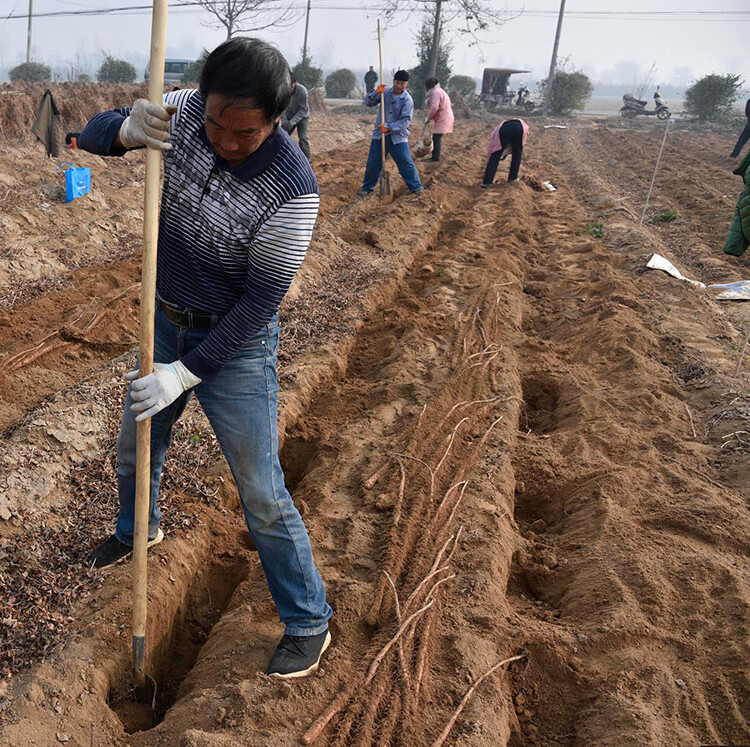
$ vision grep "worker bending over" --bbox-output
[481,118,529,187]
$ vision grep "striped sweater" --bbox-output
[79,89,320,383]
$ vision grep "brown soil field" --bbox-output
[1,100,750,747]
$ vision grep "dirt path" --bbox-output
[2,119,750,746]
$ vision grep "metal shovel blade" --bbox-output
[379,170,391,196]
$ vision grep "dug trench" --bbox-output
[2,119,750,746]
[2,122,530,745]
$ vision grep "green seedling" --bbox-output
[652,209,680,223]
[189,434,201,446]
[581,221,604,239]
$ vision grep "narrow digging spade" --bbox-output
[131,0,168,711]
[377,19,391,197]
[414,122,432,158]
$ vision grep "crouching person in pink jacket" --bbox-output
[423,77,454,162]
[481,118,529,186]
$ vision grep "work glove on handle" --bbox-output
[375,84,387,95]
[379,123,390,134]
[126,361,201,422]
[119,99,178,151]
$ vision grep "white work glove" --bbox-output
[118,99,177,150]
[126,361,201,422]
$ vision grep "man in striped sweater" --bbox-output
[78,38,332,679]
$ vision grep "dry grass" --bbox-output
[0,82,148,143]
[0,377,222,680]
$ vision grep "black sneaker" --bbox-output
[87,529,164,569]
[266,629,331,679]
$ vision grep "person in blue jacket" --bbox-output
[357,69,423,195]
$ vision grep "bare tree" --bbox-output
[191,0,302,40]
[382,0,519,79]
[65,51,92,82]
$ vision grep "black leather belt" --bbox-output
[157,298,222,329]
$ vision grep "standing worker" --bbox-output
[481,118,529,187]
[281,73,311,161]
[358,70,423,196]
[364,65,378,94]
[78,37,332,679]
[731,96,750,159]
[423,77,454,162]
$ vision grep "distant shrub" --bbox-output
[9,62,51,83]
[182,49,208,84]
[97,56,137,84]
[325,68,356,98]
[293,56,323,90]
[448,75,476,97]
[76,73,91,82]
[540,69,593,114]
[684,74,743,122]
[652,209,680,223]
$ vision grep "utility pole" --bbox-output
[26,0,33,62]
[542,0,566,117]
[302,0,311,62]
[427,0,443,79]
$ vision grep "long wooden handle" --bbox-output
[378,19,386,164]
[133,0,168,686]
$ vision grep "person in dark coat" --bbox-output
[364,66,378,93]
[731,98,750,159]
[281,73,311,160]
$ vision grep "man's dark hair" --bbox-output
[199,37,293,119]
[393,70,409,82]
[290,71,296,84]
[425,77,438,89]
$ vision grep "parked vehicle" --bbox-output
[480,67,533,111]
[144,58,192,84]
[513,85,536,112]
[620,88,670,120]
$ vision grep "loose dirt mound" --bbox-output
[1,115,750,747]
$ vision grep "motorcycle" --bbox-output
[515,85,536,112]
[620,88,670,120]
[495,86,536,112]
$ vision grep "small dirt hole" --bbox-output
[280,433,320,494]
[520,377,560,434]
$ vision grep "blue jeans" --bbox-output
[362,135,423,192]
[115,309,332,636]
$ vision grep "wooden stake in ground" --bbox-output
[132,0,168,694]
[377,19,391,197]
[734,323,750,377]
[639,117,672,229]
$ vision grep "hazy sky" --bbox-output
[0,0,747,89]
